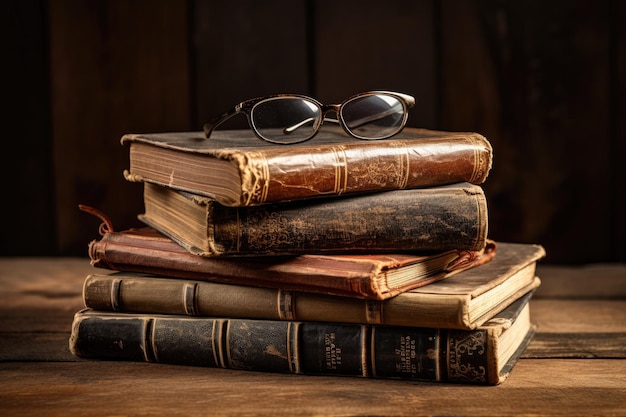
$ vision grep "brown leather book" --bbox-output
[121,127,492,207]
[139,181,489,256]
[87,225,496,300]
[69,290,536,385]
[83,241,544,330]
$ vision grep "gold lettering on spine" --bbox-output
[396,335,417,375]
[323,331,345,371]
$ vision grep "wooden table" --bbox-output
[1,258,625,416]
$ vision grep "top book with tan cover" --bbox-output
[121,127,492,207]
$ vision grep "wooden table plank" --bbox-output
[526,299,626,358]
[0,360,625,417]
[535,263,626,298]
[1,258,625,416]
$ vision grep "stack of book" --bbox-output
[70,127,545,385]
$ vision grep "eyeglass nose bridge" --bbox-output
[320,104,341,116]
[319,104,343,126]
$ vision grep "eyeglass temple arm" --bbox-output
[283,117,339,134]
[203,106,241,138]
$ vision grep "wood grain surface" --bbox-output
[1,258,625,416]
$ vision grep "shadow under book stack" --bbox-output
[70,127,546,385]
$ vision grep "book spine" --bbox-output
[210,183,488,255]
[241,135,492,205]
[86,226,497,300]
[69,312,495,384]
[82,272,540,330]
[83,274,471,327]
[84,275,290,320]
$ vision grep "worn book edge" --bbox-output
[138,181,489,256]
[81,271,539,330]
[121,127,493,206]
[81,205,497,300]
[69,291,534,385]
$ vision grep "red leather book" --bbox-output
[85,222,496,301]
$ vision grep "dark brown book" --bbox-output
[69,290,536,385]
[82,241,544,329]
[121,127,492,207]
[85,221,496,300]
[139,181,489,256]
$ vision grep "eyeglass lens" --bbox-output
[341,95,405,140]
[250,93,405,144]
[251,97,322,144]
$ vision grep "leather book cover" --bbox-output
[121,127,493,206]
[69,290,535,385]
[82,241,543,329]
[83,209,495,300]
[139,181,489,256]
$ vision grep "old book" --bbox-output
[139,181,489,256]
[83,241,544,329]
[121,127,492,207]
[69,290,536,385]
[86,223,496,300]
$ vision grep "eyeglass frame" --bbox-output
[203,90,416,144]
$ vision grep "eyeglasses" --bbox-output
[203,91,415,144]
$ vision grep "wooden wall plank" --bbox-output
[192,0,310,130]
[614,0,626,262]
[2,361,626,416]
[48,0,192,255]
[313,0,437,129]
[2,1,55,255]
[440,0,615,264]
[6,0,625,263]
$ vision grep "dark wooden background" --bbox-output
[3,0,625,264]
